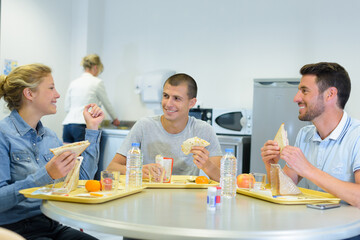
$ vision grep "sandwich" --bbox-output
[274,123,289,152]
[181,137,210,155]
[270,164,301,196]
[50,140,90,157]
[61,156,83,192]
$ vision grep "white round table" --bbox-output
[41,188,360,239]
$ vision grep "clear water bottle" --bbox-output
[220,148,237,198]
[126,143,143,190]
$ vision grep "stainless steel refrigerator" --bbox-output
[250,79,310,173]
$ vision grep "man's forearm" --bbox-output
[305,168,360,208]
[106,161,127,175]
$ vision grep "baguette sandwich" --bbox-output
[50,140,90,157]
[181,137,210,155]
[274,123,289,152]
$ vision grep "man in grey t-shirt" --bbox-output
[107,73,222,181]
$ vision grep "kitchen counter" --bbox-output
[96,120,135,179]
[100,128,130,135]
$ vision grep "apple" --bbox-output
[237,174,255,188]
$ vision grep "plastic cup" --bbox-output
[250,173,266,190]
[101,170,120,192]
[148,164,165,183]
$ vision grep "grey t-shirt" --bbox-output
[117,116,222,176]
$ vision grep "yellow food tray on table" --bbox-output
[237,187,341,205]
[19,180,145,204]
[120,175,218,188]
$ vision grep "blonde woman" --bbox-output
[62,54,120,143]
[0,63,103,239]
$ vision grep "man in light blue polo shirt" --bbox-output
[261,62,360,207]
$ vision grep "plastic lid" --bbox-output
[131,143,140,147]
[225,148,234,153]
[208,187,217,193]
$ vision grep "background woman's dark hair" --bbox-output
[300,62,351,109]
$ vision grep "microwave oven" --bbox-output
[188,107,213,125]
[212,108,252,135]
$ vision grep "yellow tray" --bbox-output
[236,187,341,205]
[19,180,145,204]
[120,175,219,188]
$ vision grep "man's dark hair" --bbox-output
[164,73,197,99]
[300,62,351,109]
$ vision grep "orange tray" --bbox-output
[236,187,341,205]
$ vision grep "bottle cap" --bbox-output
[208,187,217,193]
[131,143,140,147]
[225,148,234,153]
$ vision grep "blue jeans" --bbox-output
[63,124,86,143]
[1,214,98,240]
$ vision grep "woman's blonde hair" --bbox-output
[81,54,104,74]
[0,63,51,111]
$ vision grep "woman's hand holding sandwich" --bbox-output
[45,152,77,179]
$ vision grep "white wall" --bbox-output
[0,0,73,137]
[100,0,360,121]
[1,0,360,137]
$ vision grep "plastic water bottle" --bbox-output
[126,143,143,190]
[220,148,237,198]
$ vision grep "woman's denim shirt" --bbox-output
[0,110,101,225]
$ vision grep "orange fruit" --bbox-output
[85,180,101,192]
[195,176,209,184]
[237,174,255,188]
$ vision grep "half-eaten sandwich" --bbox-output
[50,140,90,157]
[270,163,301,196]
[50,141,89,193]
[274,123,289,152]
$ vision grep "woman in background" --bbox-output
[0,63,103,239]
[62,54,120,143]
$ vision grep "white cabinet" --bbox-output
[96,129,129,179]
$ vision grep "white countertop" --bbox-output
[100,128,130,135]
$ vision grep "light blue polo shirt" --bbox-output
[295,111,360,191]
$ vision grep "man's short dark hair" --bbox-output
[300,62,351,109]
[164,73,197,99]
